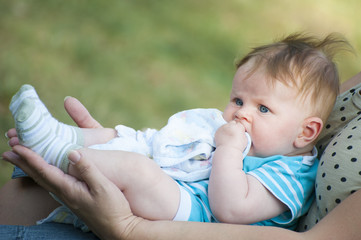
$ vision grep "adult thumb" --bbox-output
[68,150,106,190]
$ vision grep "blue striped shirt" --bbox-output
[177,149,318,229]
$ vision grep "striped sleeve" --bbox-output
[247,155,318,225]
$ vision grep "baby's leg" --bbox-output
[10,85,117,147]
[13,99,180,220]
[13,97,117,168]
[81,128,117,147]
[69,149,181,221]
[10,84,84,145]
[14,98,82,171]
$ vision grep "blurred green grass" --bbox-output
[1,0,361,187]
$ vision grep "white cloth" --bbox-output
[90,108,251,182]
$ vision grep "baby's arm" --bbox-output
[208,121,287,224]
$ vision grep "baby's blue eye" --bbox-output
[259,105,269,113]
[235,98,243,106]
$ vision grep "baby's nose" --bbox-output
[235,108,251,123]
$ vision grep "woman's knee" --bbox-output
[0,178,60,225]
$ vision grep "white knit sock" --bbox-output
[14,98,81,172]
[10,84,83,146]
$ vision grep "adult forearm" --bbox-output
[125,219,303,240]
[302,189,361,240]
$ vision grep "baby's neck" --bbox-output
[286,145,315,157]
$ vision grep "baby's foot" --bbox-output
[10,84,83,145]
[14,98,80,172]
[9,84,46,114]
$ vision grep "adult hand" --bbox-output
[2,146,143,239]
[3,96,143,238]
[64,96,103,129]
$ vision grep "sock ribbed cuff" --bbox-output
[60,145,82,173]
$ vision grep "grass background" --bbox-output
[1,0,361,187]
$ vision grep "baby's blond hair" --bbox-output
[236,33,352,122]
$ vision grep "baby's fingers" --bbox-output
[227,120,246,131]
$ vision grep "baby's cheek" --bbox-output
[222,114,232,123]
[251,135,275,157]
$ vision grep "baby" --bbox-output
[8,33,348,230]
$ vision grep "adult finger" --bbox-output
[2,150,21,163]
[67,150,114,193]
[8,137,19,147]
[3,146,75,195]
[64,96,103,129]
[5,128,17,138]
[5,129,19,147]
[67,150,138,239]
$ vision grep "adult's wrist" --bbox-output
[112,216,150,240]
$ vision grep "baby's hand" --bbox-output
[215,120,248,151]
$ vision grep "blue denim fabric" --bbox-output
[11,166,28,178]
[0,223,99,239]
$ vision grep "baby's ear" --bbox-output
[294,117,323,149]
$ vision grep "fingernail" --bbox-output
[5,132,9,139]
[68,150,81,165]
[64,96,72,102]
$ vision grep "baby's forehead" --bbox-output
[236,61,311,97]
[233,70,305,101]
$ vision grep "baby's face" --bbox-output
[223,64,310,157]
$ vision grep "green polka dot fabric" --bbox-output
[297,84,361,231]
